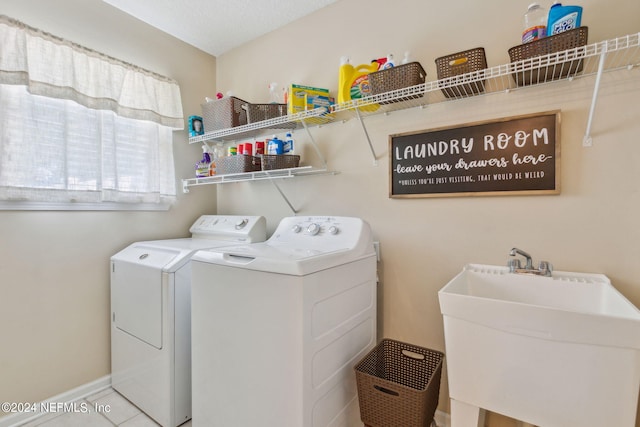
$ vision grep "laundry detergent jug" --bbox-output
[338,56,379,104]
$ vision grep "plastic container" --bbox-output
[355,339,444,427]
[369,62,427,104]
[216,155,260,175]
[547,2,583,36]
[435,48,487,98]
[522,3,547,43]
[200,96,248,131]
[337,56,379,103]
[508,27,588,86]
[261,154,300,171]
[267,136,284,155]
[284,133,295,154]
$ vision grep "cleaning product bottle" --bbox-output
[381,54,395,70]
[284,132,295,154]
[195,146,211,177]
[267,135,284,155]
[337,56,380,104]
[546,2,583,36]
[522,3,547,43]
[401,51,412,65]
[208,149,218,176]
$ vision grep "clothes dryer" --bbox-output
[110,215,266,427]
[190,216,377,427]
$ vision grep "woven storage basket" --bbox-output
[508,26,588,86]
[216,155,260,175]
[200,96,248,132]
[245,103,292,129]
[369,62,427,104]
[355,339,444,427]
[435,47,487,98]
[260,154,300,171]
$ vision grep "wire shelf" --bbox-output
[332,32,640,121]
[182,166,335,192]
[188,32,639,146]
[183,32,639,193]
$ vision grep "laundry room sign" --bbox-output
[389,111,560,198]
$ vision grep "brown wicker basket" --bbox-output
[216,155,260,175]
[245,103,293,129]
[369,62,427,104]
[201,96,248,132]
[355,339,444,427]
[508,26,588,86]
[435,47,488,98]
[260,154,300,171]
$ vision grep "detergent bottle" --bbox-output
[546,2,583,36]
[337,56,379,104]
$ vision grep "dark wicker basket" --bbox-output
[435,47,488,98]
[355,339,444,427]
[201,96,248,132]
[508,26,588,86]
[260,154,300,171]
[245,103,293,129]
[369,62,427,104]
[216,155,260,175]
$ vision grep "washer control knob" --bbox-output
[328,226,339,235]
[235,218,248,229]
[306,223,321,236]
[292,225,302,233]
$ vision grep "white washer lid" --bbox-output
[191,216,375,275]
[111,215,267,272]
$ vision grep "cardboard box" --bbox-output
[287,84,334,115]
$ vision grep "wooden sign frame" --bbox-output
[389,111,561,198]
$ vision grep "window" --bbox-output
[0,15,184,210]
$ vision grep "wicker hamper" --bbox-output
[369,62,427,104]
[508,27,588,86]
[200,96,248,132]
[355,339,444,427]
[435,47,487,98]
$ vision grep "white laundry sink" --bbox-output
[438,264,640,427]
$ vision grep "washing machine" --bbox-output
[110,215,266,427]
[190,216,377,427]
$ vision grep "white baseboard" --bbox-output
[0,375,111,427]
[435,409,451,427]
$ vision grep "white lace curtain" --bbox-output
[0,15,184,208]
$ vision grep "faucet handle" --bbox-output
[508,258,521,273]
[538,261,553,276]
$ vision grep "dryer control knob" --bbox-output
[306,223,321,236]
[292,225,301,233]
[328,226,339,235]
[235,218,248,229]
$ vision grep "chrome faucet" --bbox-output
[508,247,553,276]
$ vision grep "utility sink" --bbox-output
[438,264,640,427]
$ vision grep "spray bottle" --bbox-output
[195,146,211,177]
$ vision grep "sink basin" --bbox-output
[438,264,640,427]
[439,264,640,348]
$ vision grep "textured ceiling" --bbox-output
[101,0,338,56]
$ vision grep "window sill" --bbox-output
[0,201,172,211]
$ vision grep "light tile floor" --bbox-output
[18,388,192,427]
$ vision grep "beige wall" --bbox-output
[215,0,640,426]
[0,0,638,426]
[0,0,216,415]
